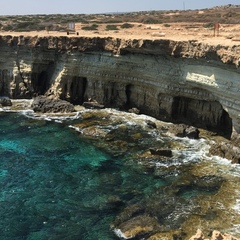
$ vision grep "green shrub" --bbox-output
[14,20,47,31]
[81,24,98,31]
[106,25,118,31]
[163,23,170,27]
[143,17,160,24]
[2,25,13,31]
[120,23,134,29]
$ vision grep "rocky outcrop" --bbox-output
[0,35,239,138]
[31,95,75,113]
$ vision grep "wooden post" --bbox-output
[45,26,49,34]
[214,23,220,37]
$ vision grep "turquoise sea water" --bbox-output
[2,110,239,239]
[0,112,169,240]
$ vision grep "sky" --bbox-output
[0,0,239,15]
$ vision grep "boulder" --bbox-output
[185,126,200,139]
[0,97,12,107]
[31,96,75,113]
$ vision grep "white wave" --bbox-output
[232,198,240,214]
[208,155,240,178]
[21,111,82,122]
[113,228,132,239]
[69,125,83,133]
[226,224,240,237]
[153,138,211,168]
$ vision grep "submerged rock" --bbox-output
[147,229,187,240]
[194,175,224,190]
[114,214,162,239]
[31,96,75,113]
[149,148,173,157]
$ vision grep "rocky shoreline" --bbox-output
[3,96,240,164]
[1,96,240,239]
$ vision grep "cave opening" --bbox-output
[32,62,55,96]
[0,70,9,96]
[172,96,232,138]
[125,84,134,108]
[69,77,87,105]
[37,71,49,95]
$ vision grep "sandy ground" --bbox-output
[1,22,240,47]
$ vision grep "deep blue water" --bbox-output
[0,112,167,240]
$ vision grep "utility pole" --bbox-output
[183,1,185,10]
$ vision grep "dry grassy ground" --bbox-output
[0,5,240,46]
[2,22,240,47]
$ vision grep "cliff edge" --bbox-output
[0,35,239,138]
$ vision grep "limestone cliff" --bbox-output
[0,35,239,138]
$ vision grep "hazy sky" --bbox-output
[0,0,239,15]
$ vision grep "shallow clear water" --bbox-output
[1,111,240,239]
[0,112,169,240]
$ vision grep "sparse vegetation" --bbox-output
[120,23,134,29]
[163,23,171,27]
[81,24,98,31]
[106,25,118,31]
[0,5,239,32]
[143,17,161,24]
[203,22,214,28]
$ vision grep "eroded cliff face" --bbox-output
[0,35,239,138]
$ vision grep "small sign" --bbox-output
[68,23,75,30]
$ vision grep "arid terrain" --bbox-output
[0,4,240,46]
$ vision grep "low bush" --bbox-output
[142,17,161,24]
[163,23,171,27]
[203,22,214,28]
[81,24,98,31]
[106,25,118,31]
[120,23,134,28]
